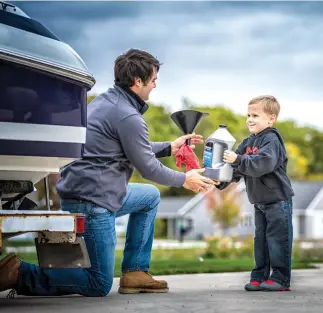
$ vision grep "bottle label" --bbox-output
[203,146,213,168]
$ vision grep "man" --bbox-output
[0,49,215,297]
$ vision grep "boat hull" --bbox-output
[0,59,88,184]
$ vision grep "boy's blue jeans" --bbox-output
[250,199,293,287]
[16,183,160,297]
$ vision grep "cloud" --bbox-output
[12,1,146,42]
[10,1,323,129]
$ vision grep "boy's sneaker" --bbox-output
[244,280,262,291]
[260,280,290,291]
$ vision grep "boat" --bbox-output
[0,1,95,208]
[0,1,94,267]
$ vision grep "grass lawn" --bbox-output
[9,248,315,277]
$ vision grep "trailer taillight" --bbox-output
[76,216,85,233]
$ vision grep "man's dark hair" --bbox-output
[114,49,161,87]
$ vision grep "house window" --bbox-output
[239,215,253,228]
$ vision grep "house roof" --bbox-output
[157,180,323,218]
[156,197,191,218]
[290,181,323,211]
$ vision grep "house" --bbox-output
[155,180,323,241]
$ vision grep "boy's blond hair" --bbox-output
[248,95,280,117]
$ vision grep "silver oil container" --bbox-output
[203,124,236,182]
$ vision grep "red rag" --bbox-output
[175,144,201,172]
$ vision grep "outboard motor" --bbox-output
[203,124,236,182]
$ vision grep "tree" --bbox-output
[285,142,309,179]
[87,94,97,104]
[308,130,323,174]
[204,184,242,236]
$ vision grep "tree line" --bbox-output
[87,95,323,197]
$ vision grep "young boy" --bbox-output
[218,95,294,291]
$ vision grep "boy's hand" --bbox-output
[223,150,237,163]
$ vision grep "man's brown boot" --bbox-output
[118,271,169,294]
[0,253,21,292]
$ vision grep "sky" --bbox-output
[11,1,323,130]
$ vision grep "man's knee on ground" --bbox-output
[86,279,113,297]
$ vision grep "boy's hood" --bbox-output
[252,127,286,151]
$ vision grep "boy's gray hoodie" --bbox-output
[217,127,294,204]
[56,86,186,212]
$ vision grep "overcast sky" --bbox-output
[12,1,323,130]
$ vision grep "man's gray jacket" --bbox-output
[56,85,186,212]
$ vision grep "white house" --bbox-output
[155,180,323,241]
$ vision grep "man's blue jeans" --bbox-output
[250,199,293,287]
[16,183,160,297]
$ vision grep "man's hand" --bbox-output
[223,150,237,163]
[171,133,203,155]
[183,168,215,193]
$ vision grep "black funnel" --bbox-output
[171,110,209,134]
[171,110,209,144]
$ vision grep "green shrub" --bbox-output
[203,235,254,259]
[292,241,323,262]
[203,235,323,262]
